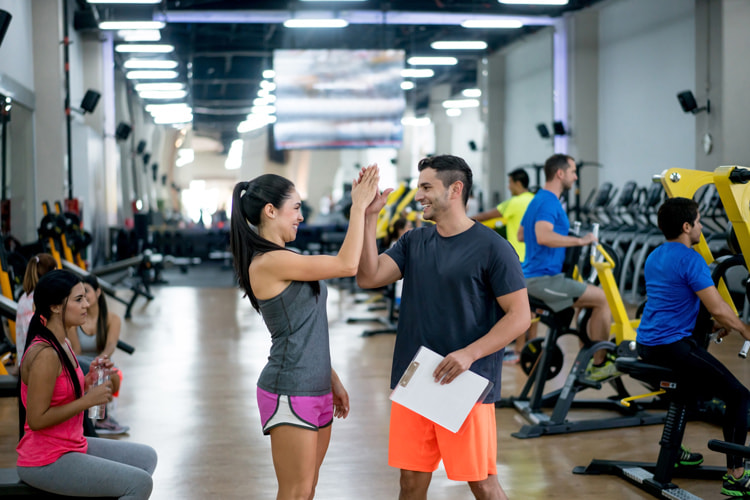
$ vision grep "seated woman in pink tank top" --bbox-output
[17,269,157,499]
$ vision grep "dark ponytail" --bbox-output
[230,175,320,311]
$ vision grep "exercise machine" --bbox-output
[501,239,665,438]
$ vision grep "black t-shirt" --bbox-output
[385,222,526,403]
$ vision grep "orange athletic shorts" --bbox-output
[388,401,497,482]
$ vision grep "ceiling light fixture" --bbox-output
[446,108,462,117]
[116,44,174,53]
[442,98,480,108]
[237,114,276,134]
[138,90,188,99]
[283,19,348,28]
[99,21,165,30]
[401,81,415,90]
[461,19,523,29]
[462,88,482,98]
[401,69,434,78]
[262,69,276,79]
[126,70,179,80]
[499,0,567,4]
[135,82,185,91]
[430,41,488,50]
[117,30,161,42]
[407,56,458,66]
[124,59,178,69]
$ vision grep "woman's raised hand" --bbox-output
[350,164,380,210]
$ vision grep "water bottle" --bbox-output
[88,366,108,420]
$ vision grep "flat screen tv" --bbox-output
[273,49,405,150]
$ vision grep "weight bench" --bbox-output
[61,260,152,319]
[0,468,116,499]
[574,357,725,499]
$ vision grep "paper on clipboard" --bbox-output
[389,346,493,433]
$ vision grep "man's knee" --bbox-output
[468,475,503,500]
[400,470,431,498]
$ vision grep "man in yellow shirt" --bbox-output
[474,168,534,261]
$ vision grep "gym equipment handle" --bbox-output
[708,439,750,459]
[739,340,750,359]
[728,167,750,184]
[116,340,135,355]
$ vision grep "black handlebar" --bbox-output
[729,168,750,184]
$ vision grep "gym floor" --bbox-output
[0,270,748,499]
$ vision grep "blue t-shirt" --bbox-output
[520,189,569,277]
[384,222,526,403]
[637,242,714,346]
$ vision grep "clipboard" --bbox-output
[389,346,494,433]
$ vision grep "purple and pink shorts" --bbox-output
[257,387,333,435]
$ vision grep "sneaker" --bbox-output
[94,415,130,435]
[503,351,520,365]
[722,469,750,497]
[585,353,622,382]
[676,445,704,467]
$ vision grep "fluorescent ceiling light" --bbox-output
[430,41,488,50]
[461,19,523,28]
[442,98,480,108]
[99,21,165,30]
[401,116,432,126]
[88,0,161,3]
[462,88,482,98]
[499,0,568,4]
[237,115,276,134]
[225,140,244,170]
[446,108,462,117]
[118,30,161,42]
[139,90,188,99]
[135,82,185,91]
[124,59,178,69]
[262,69,276,79]
[126,70,179,79]
[116,44,174,53]
[146,103,191,114]
[259,80,277,91]
[401,69,434,78]
[283,19,348,28]
[153,113,193,125]
[407,56,458,66]
[250,105,276,115]
[401,81,415,90]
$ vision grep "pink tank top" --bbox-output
[16,339,88,467]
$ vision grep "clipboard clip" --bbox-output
[399,361,420,387]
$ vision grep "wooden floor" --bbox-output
[1,268,749,499]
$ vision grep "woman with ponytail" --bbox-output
[230,165,379,500]
[15,253,58,365]
[16,270,157,499]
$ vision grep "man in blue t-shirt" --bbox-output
[519,153,614,381]
[637,197,750,497]
[357,155,529,500]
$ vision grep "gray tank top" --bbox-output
[256,280,331,396]
[77,326,98,355]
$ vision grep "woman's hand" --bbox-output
[84,356,114,391]
[331,372,350,419]
[350,164,380,212]
[84,378,113,408]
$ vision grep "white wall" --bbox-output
[598,0,696,187]
[503,28,555,183]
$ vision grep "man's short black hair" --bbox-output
[417,155,473,205]
[544,154,574,182]
[657,197,699,240]
[508,168,529,189]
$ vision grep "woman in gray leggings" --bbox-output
[16,270,157,499]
